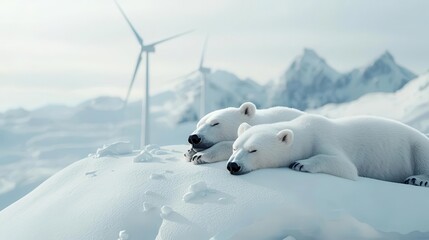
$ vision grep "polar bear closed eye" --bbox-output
[185,102,304,164]
[228,114,429,187]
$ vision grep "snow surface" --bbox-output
[0,97,195,209]
[1,145,428,240]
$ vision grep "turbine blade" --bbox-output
[199,35,209,69]
[147,30,194,47]
[170,70,198,82]
[124,51,143,106]
[114,0,143,45]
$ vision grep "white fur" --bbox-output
[187,102,304,164]
[229,114,429,186]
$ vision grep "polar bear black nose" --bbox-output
[188,134,202,145]
[227,162,241,174]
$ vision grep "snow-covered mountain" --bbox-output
[333,51,416,103]
[1,145,428,240]
[269,49,416,110]
[269,49,341,110]
[155,70,265,124]
[313,72,429,134]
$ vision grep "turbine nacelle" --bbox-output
[142,45,155,53]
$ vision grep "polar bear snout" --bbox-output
[188,134,202,145]
[227,162,241,174]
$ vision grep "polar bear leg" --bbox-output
[404,175,429,187]
[191,141,234,165]
[289,153,358,180]
[404,140,429,187]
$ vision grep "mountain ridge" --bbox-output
[269,49,416,110]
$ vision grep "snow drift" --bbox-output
[1,145,428,240]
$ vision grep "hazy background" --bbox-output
[1,0,429,111]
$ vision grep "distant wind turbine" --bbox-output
[175,36,211,119]
[114,0,192,148]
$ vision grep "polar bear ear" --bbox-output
[276,129,294,146]
[237,122,252,136]
[239,102,256,117]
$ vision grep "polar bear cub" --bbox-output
[228,114,429,187]
[186,102,304,164]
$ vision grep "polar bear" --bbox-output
[185,102,304,164]
[228,114,429,187]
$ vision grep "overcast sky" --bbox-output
[1,0,428,111]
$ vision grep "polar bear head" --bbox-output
[188,102,257,150]
[227,122,294,175]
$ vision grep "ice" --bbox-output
[95,141,133,158]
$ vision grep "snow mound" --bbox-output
[182,181,208,202]
[160,205,173,218]
[1,145,429,240]
[133,150,153,163]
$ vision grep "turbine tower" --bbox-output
[114,0,192,148]
[175,37,211,119]
[198,37,211,118]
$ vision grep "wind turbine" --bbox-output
[176,37,211,119]
[114,0,192,148]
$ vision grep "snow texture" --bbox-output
[0,145,428,240]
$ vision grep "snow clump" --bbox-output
[183,181,208,202]
[118,230,129,240]
[133,150,153,163]
[95,141,133,158]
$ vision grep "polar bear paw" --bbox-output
[404,175,429,187]
[184,148,197,162]
[289,161,311,172]
[191,153,207,165]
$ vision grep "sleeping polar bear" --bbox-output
[228,114,429,187]
[185,102,304,164]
